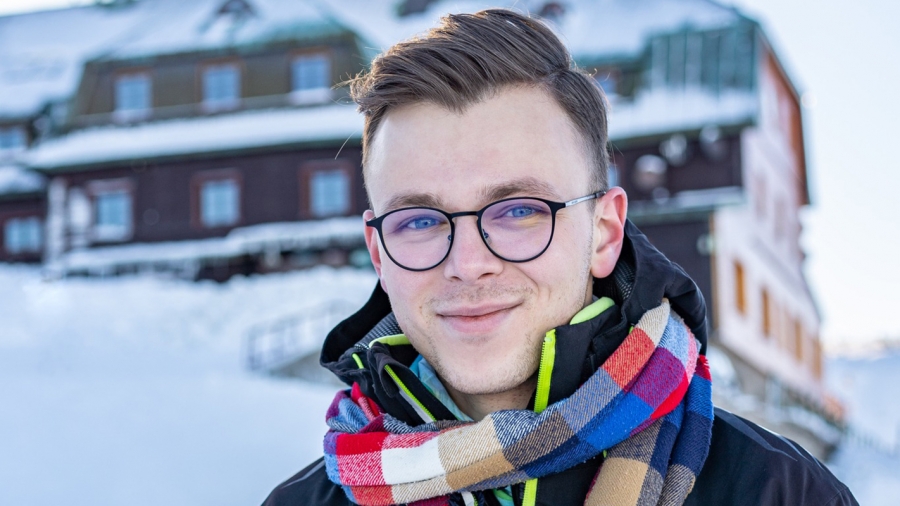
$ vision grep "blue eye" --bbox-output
[506,206,537,218]
[404,216,440,229]
[484,200,551,225]
[383,208,449,237]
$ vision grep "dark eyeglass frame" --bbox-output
[366,190,606,272]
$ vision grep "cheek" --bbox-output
[534,222,594,299]
[381,266,431,322]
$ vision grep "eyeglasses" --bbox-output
[366,191,605,272]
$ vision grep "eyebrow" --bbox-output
[380,177,562,213]
[479,177,562,202]
[383,192,445,213]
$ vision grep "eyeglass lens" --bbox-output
[379,198,554,270]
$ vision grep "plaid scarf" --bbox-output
[324,299,713,506]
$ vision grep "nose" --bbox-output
[442,215,503,282]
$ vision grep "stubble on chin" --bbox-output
[417,282,544,397]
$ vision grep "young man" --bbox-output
[264,9,856,506]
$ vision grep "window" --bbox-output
[200,179,240,227]
[794,319,804,363]
[761,288,771,338]
[649,27,755,92]
[0,126,26,152]
[733,260,746,315]
[291,53,331,103]
[93,189,133,241]
[310,169,350,217]
[811,339,823,379]
[4,216,42,254]
[202,63,240,110]
[114,73,151,119]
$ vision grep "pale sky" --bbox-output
[2,0,897,346]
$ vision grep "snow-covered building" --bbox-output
[3,0,374,279]
[1,0,840,454]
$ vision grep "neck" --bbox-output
[444,373,538,421]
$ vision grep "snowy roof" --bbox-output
[609,87,757,141]
[57,216,364,273]
[0,0,350,120]
[27,104,363,170]
[319,0,747,62]
[0,0,750,120]
[97,0,349,61]
[0,163,45,196]
[0,4,150,119]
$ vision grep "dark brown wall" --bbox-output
[155,60,198,109]
[0,195,46,263]
[633,219,715,328]
[59,145,365,245]
[611,135,743,201]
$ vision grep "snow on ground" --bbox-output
[827,438,900,506]
[825,349,900,506]
[0,264,376,506]
[1,261,898,505]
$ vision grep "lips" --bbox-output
[436,301,521,336]
[438,302,519,318]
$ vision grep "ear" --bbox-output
[589,187,628,279]
[363,210,389,292]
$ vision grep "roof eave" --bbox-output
[30,136,362,174]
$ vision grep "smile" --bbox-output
[436,302,521,335]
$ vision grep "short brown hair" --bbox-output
[350,8,610,194]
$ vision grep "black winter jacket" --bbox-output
[263,221,857,506]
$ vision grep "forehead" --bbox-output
[366,86,592,213]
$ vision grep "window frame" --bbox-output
[733,259,746,316]
[761,287,772,339]
[0,125,27,153]
[87,178,135,243]
[113,69,152,122]
[298,160,354,219]
[199,60,243,113]
[289,49,333,105]
[2,214,43,256]
[191,169,243,229]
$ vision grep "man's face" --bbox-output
[364,86,596,397]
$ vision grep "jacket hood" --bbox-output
[600,220,708,351]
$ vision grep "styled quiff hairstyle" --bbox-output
[350,8,610,195]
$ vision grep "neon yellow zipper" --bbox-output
[383,363,436,422]
[523,329,558,505]
[533,330,557,413]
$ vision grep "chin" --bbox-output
[437,355,538,396]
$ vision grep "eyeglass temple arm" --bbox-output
[563,191,606,207]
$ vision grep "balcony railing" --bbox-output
[244,298,356,378]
